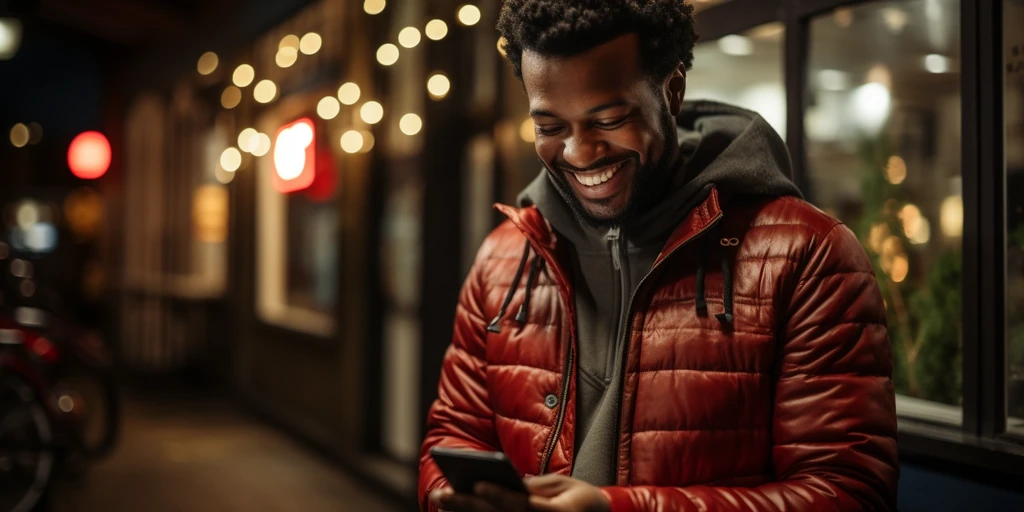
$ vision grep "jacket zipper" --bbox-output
[539,335,573,474]
[608,213,724,482]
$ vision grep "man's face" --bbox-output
[521,34,682,226]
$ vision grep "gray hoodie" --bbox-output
[517,100,802,485]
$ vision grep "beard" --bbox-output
[542,104,678,229]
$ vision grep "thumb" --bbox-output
[524,474,569,497]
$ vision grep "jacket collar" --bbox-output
[495,185,724,264]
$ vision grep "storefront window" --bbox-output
[806,1,962,422]
[687,22,786,139]
[1005,0,1024,435]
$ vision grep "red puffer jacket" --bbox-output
[419,187,899,511]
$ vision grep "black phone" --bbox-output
[429,447,527,494]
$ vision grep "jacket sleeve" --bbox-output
[418,244,502,512]
[600,223,899,511]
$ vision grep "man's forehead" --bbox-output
[521,34,644,100]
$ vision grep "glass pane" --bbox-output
[687,22,786,140]
[806,1,962,422]
[1005,0,1024,435]
[285,194,339,315]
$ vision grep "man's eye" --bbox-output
[536,125,563,136]
[594,117,627,129]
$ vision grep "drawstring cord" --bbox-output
[695,227,735,326]
[487,240,535,334]
[516,254,545,323]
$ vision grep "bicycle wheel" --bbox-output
[0,373,55,512]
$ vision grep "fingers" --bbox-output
[474,483,530,511]
[430,487,508,512]
[524,474,570,497]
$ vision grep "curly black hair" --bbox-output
[496,0,698,82]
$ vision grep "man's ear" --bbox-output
[665,64,687,117]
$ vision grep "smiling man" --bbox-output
[419,1,899,511]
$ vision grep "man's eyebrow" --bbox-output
[530,100,629,118]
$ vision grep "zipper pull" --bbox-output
[608,227,621,271]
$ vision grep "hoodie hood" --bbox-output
[517,99,803,248]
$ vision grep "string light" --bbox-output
[27,122,42,144]
[364,0,386,15]
[276,47,298,68]
[220,147,242,172]
[254,80,277,103]
[340,130,364,153]
[279,34,300,50]
[399,27,422,48]
[252,133,272,157]
[221,86,242,109]
[425,19,448,40]
[238,128,259,152]
[9,123,28,147]
[400,113,423,135]
[317,96,341,120]
[458,5,482,26]
[427,73,450,99]
[338,82,361,105]
[197,51,219,75]
[360,101,384,124]
[233,64,255,87]
[377,43,399,66]
[300,32,322,55]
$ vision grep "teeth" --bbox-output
[573,161,623,187]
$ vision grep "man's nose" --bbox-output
[561,133,608,170]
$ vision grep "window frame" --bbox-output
[696,0,1021,478]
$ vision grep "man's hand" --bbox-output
[427,475,610,512]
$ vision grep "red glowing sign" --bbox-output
[273,118,316,194]
[68,131,111,179]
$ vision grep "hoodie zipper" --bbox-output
[608,212,723,482]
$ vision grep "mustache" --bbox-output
[553,154,634,174]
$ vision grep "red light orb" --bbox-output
[68,131,111,179]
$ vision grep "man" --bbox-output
[420,1,899,511]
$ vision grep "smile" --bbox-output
[571,160,627,187]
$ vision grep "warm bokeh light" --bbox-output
[457,5,482,26]
[238,128,259,153]
[9,123,28,147]
[338,82,361,105]
[885,155,907,184]
[891,255,909,283]
[399,113,422,135]
[254,79,277,103]
[300,32,322,55]
[364,0,386,15]
[273,118,316,193]
[425,19,448,40]
[427,73,450,99]
[833,7,854,27]
[360,101,384,124]
[340,130,364,153]
[0,18,23,60]
[233,64,255,87]
[221,86,242,109]
[520,118,536,143]
[279,34,300,50]
[359,130,375,153]
[68,131,112,179]
[220,147,242,173]
[252,133,272,157]
[276,47,298,68]
[27,122,42,144]
[317,96,341,120]
[197,51,219,75]
[376,43,399,66]
[940,195,964,239]
[398,27,421,48]
[899,204,931,245]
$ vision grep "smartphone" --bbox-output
[429,447,527,494]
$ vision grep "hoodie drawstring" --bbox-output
[695,228,734,326]
[488,240,544,334]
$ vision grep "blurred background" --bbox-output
[0,0,1022,510]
